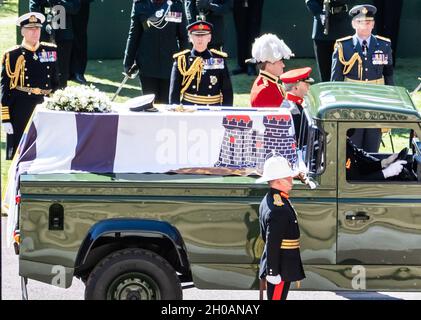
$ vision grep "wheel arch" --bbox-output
[74,218,191,281]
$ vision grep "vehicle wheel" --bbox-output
[85,248,182,300]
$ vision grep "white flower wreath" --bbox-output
[44,85,112,113]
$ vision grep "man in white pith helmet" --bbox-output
[256,156,305,300]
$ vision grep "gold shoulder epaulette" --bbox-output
[2,46,19,64]
[375,35,391,42]
[40,41,57,48]
[336,35,352,43]
[173,49,190,59]
[210,48,228,58]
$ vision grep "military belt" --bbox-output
[344,77,385,85]
[16,86,52,95]
[280,239,300,250]
[330,4,348,15]
[182,92,222,105]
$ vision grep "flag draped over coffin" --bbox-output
[3,106,298,242]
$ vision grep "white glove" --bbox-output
[296,150,308,174]
[381,153,398,168]
[382,160,407,178]
[3,122,13,134]
[320,14,326,25]
[266,274,282,285]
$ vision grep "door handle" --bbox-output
[345,211,370,221]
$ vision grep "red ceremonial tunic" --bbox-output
[250,70,286,107]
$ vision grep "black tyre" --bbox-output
[85,248,182,300]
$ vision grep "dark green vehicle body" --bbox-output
[18,83,421,293]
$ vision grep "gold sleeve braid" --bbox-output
[1,105,10,121]
[5,53,25,89]
[177,54,204,99]
[335,41,363,80]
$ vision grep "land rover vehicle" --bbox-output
[12,82,421,300]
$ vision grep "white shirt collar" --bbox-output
[353,34,371,47]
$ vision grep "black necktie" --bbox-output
[362,40,368,56]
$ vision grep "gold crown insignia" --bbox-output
[199,24,204,30]
[29,15,37,23]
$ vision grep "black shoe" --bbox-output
[231,67,247,75]
[247,64,257,76]
[73,73,88,85]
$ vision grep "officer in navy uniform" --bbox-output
[124,0,189,104]
[185,0,233,50]
[30,0,81,89]
[169,20,233,106]
[256,156,305,300]
[306,0,359,82]
[331,4,393,152]
[1,12,59,160]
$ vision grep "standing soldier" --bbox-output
[30,0,81,89]
[169,20,233,106]
[331,4,393,152]
[124,0,189,104]
[232,0,264,76]
[1,12,59,160]
[250,34,294,107]
[186,0,233,50]
[70,0,94,84]
[373,0,403,67]
[256,156,306,300]
[306,0,358,82]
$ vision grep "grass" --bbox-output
[0,0,18,57]
[0,0,18,19]
[1,0,421,192]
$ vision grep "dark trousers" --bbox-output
[57,40,73,88]
[314,40,335,82]
[350,128,382,153]
[70,1,91,76]
[140,76,170,104]
[267,281,291,300]
[233,0,264,69]
[373,0,403,66]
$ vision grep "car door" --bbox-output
[337,122,421,265]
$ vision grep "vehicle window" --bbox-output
[346,128,420,183]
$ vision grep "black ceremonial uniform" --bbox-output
[331,34,394,85]
[70,0,94,82]
[346,137,384,181]
[30,0,81,88]
[305,0,358,82]
[169,48,233,106]
[1,42,59,159]
[123,0,188,104]
[259,188,305,300]
[186,0,233,49]
[281,93,308,149]
[232,0,264,74]
[373,0,403,67]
